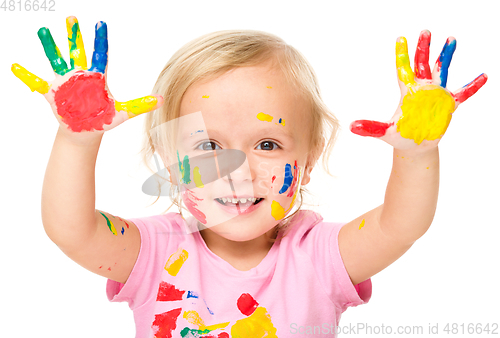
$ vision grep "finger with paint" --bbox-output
[414,30,432,80]
[89,21,108,74]
[11,63,50,94]
[66,16,88,71]
[395,36,416,88]
[432,37,456,87]
[11,16,163,133]
[350,30,487,146]
[38,26,70,75]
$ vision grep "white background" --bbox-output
[1,0,499,337]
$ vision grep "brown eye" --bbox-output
[258,141,280,151]
[198,141,221,151]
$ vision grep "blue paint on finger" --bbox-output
[437,38,456,88]
[89,21,108,73]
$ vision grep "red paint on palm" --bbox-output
[156,281,185,301]
[151,308,182,338]
[54,71,115,132]
[237,293,259,316]
[350,120,393,137]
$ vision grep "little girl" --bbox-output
[12,16,487,337]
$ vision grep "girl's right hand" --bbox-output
[12,16,163,141]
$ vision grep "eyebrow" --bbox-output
[183,126,294,142]
[211,126,293,140]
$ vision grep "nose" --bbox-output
[220,155,255,184]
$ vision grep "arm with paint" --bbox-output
[338,30,487,285]
[12,16,163,284]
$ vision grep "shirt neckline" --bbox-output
[185,216,280,277]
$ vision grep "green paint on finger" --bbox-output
[38,27,69,75]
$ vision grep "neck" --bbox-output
[199,225,278,264]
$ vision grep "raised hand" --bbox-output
[11,16,163,136]
[350,30,487,150]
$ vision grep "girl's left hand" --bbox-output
[350,30,487,151]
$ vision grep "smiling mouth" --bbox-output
[214,197,264,207]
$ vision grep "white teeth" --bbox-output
[218,197,259,204]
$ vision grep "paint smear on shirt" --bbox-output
[164,248,189,276]
[156,281,186,301]
[187,291,199,298]
[397,86,455,144]
[237,293,259,316]
[256,112,273,122]
[152,308,182,338]
[183,310,229,331]
[231,307,277,338]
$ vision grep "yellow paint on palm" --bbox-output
[183,310,229,331]
[66,16,87,70]
[231,307,277,338]
[164,247,189,276]
[11,64,50,94]
[397,85,455,144]
[257,112,273,122]
[193,166,204,188]
[115,96,158,118]
[396,37,416,87]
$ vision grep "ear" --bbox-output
[301,138,325,186]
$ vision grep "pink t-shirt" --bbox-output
[107,209,372,337]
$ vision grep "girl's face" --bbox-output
[175,61,316,242]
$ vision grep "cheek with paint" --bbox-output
[271,160,301,221]
[182,188,207,225]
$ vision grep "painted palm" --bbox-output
[350,30,487,150]
[11,16,163,133]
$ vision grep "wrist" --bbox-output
[57,126,104,147]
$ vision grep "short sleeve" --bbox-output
[106,215,177,310]
[330,222,372,311]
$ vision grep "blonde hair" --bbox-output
[140,29,339,239]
